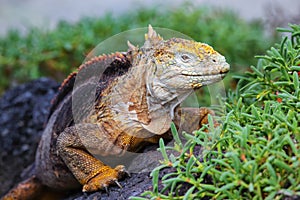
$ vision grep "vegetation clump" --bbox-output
[131,24,300,200]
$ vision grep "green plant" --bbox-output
[130,24,300,200]
[0,4,273,94]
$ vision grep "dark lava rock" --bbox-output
[0,78,59,195]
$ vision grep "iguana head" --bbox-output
[153,38,229,89]
[128,25,230,102]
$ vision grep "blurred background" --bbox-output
[1,0,300,36]
[0,0,300,93]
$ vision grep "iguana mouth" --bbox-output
[181,71,228,77]
[181,65,230,77]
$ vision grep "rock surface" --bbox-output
[0,77,59,195]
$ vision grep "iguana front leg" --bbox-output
[173,107,215,133]
[56,124,127,192]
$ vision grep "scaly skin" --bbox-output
[1,25,229,199]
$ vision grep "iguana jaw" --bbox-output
[180,64,230,88]
[152,62,229,91]
[187,74,226,88]
[180,66,229,77]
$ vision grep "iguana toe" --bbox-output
[82,165,126,192]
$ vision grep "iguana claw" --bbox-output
[104,186,109,194]
[114,180,122,188]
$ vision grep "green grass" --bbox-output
[130,24,300,200]
[0,3,273,93]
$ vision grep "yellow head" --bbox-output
[127,25,230,98]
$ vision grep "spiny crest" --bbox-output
[127,25,163,56]
[143,24,163,48]
[59,52,126,90]
[127,41,138,52]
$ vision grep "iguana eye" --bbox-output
[180,54,191,62]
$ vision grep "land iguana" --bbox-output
[1,25,229,199]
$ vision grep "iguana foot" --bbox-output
[174,107,217,133]
[82,165,126,192]
[198,107,215,126]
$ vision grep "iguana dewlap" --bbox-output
[1,25,229,199]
